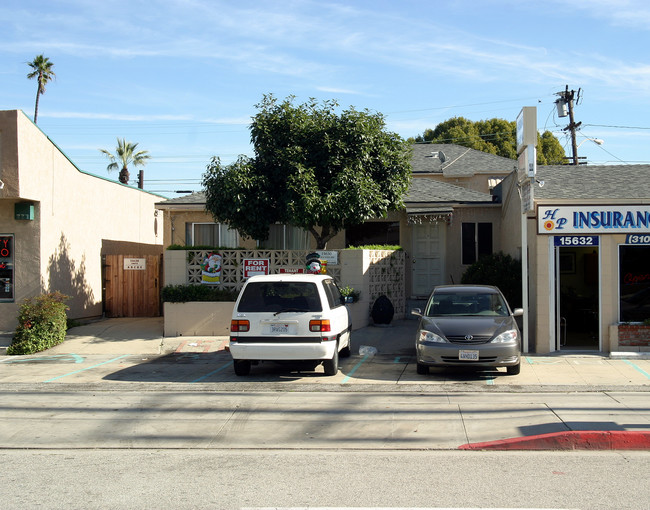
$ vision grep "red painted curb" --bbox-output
[459,430,650,450]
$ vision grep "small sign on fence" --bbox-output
[123,257,146,270]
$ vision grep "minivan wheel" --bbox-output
[323,348,339,376]
[506,362,521,375]
[233,359,251,376]
[416,362,429,375]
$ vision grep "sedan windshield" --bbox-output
[425,292,508,317]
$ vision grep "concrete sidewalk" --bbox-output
[1,316,650,389]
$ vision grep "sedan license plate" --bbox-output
[459,350,479,361]
[270,324,289,334]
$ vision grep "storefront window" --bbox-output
[0,234,14,302]
[619,245,650,322]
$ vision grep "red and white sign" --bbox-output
[279,267,304,274]
[243,259,269,279]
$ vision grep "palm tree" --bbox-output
[100,138,151,185]
[26,54,56,124]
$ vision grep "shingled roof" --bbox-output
[411,143,516,177]
[534,165,650,200]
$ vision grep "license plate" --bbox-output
[459,350,479,361]
[270,324,289,334]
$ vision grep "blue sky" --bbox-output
[2,0,650,197]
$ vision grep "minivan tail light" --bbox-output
[309,319,331,332]
[230,319,250,332]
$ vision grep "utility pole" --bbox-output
[555,86,582,165]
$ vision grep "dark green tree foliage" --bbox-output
[8,292,68,355]
[461,252,522,308]
[415,116,566,165]
[203,95,412,249]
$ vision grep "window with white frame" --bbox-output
[461,222,493,265]
[186,223,238,248]
[259,224,310,250]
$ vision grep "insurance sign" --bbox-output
[538,205,650,234]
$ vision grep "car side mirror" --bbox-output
[513,308,524,317]
[411,308,422,317]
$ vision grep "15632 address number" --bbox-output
[554,236,599,246]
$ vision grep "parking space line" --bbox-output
[623,359,650,379]
[191,361,232,382]
[43,355,130,382]
[341,354,370,384]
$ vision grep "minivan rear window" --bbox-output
[237,282,323,313]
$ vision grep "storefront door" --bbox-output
[554,236,600,350]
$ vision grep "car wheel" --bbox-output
[416,362,429,375]
[506,362,521,375]
[323,348,339,376]
[233,359,251,376]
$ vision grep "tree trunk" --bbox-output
[118,167,130,184]
[33,88,40,124]
[310,225,338,250]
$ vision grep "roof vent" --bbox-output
[430,151,446,163]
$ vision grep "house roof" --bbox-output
[411,143,517,177]
[157,176,495,211]
[534,165,650,200]
[406,177,494,204]
[156,191,207,208]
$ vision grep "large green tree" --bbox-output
[203,95,412,249]
[26,54,56,124]
[414,116,566,164]
[100,138,151,185]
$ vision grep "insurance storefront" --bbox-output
[535,204,650,353]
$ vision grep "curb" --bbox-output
[459,430,650,450]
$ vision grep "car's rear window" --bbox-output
[426,291,508,317]
[237,281,323,313]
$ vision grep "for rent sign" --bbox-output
[243,259,269,279]
[538,205,650,234]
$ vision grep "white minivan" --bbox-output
[229,274,352,376]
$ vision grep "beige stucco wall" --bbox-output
[0,110,163,333]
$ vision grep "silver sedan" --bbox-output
[412,285,523,375]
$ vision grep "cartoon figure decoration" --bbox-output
[201,252,222,284]
[305,252,327,274]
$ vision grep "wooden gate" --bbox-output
[103,255,161,317]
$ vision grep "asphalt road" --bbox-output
[1,449,649,509]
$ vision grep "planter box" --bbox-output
[617,324,650,348]
[164,301,234,337]
[347,302,370,331]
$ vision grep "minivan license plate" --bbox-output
[270,324,289,334]
[459,350,479,361]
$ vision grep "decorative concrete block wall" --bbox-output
[163,249,406,335]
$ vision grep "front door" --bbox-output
[411,222,446,297]
[554,238,600,350]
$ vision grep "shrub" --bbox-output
[8,292,69,355]
[461,252,522,308]
[346,245,402,251]
[161,284,238,303]
[339,285,361,302]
